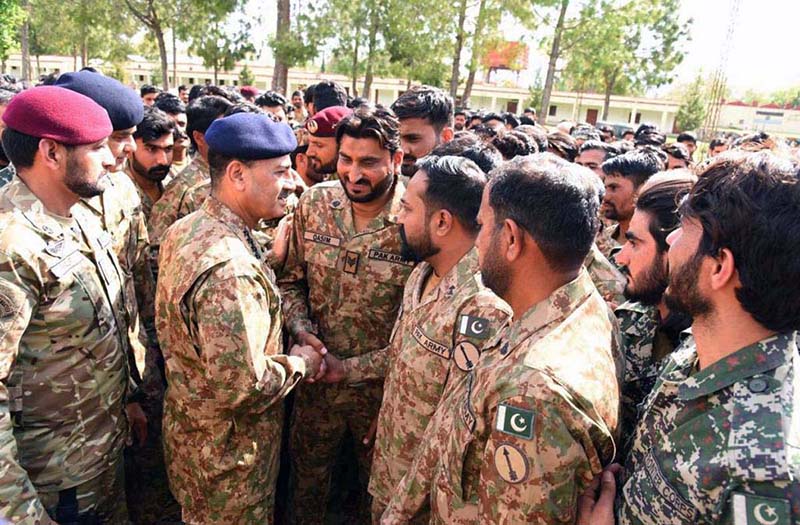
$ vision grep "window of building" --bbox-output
[635,112,642,124]
[548,105,557,117]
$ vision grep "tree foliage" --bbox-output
[0,0,24,65]
[675,73,707,131]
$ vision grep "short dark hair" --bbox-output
[634,124,666,147]
[224,102,263,116]
[578,140,619,160]
[598,124,614,137]
[178,85,188,92]
[140,84,159,97]
[255,91,287,108]
[335,105,400,153]
[523,107,536,115]
[491,130,536,160]
[482,112,504,125]
[186,95,233,149]
[681,151,800,332]
[709,137,729,150]
[134,106,176,143]
[430,133,502,175]
[488,153,600,272]
[601,148,664,188]
[635,170,697,253]
[348,96,370,109]
[454,109,467,118]
[503,112,520,129]
[313,81,348,112]
[154,93,186,115]
[303,84,316,105]
[676,132,696,144]
[572,125,601,142]
[292,90,303,98]
[547,131,578,162]
[391,85,454,130]
[187,85,204,103]
[663,142,692,163]
[515,124,548,152]
[731,132,780,152]
[1,128,43,169]
[416,155,486,234]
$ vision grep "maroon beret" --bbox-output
[240,86,259,98]
[2,86,113,145]
[306,105,352,137]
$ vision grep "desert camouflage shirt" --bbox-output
[0,179,131,523]
[382,270,622,524]
[278,179,413,358]
[156,196,307,522]
[343,249,511,507]
[585,242,626,307]
[597,222,623,266]
[618,332,800,525]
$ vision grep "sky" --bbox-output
[248,0,798,98]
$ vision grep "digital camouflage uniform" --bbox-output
[596,222,623,265]
[339,249,511,523]
[148,154,209,274]
[279,179,414,524]
[0,164,15,189]
[382,270,622,524]
[157,196,307,524]
[584,242,626,307]
[0,179,133,524]
[618,332,800,525]
[615,300,689,444]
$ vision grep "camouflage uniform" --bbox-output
[596,222,622,264]
[157,196,308,524]
[148,155,209,273]
[0,164,15,189]
[124,165,167,232]
[615,301,690,444]
[618,332,800,524]
[382,270,621,524]
[584,242,626,307]
[0,178,133,524]
[279,179,414,524]
[168,155,191,180]
[340,249,511,522]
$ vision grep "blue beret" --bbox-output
[55,71,144,131]
[205,113,297,160]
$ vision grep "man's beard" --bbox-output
[65,154,105,198]
[309,155,337,177]
[401,157,417,177]
[454,123,465,131]
[479,229,511,299]
[341,171,395,203]
[603,202,621,221]
[622,254,669,306]
[132,156,170,182]
[399,224,439,263]
[664,251,713,319]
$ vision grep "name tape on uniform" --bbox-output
[412,326,450,359]
[368,249,414,267]
[304,231,342,247]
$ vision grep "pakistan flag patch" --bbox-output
[732,493,790,525]
[495,403,534,440]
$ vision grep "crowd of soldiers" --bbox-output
[0,70,797,525]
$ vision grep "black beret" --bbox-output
[205,112,297,160]
[55,70,144,131]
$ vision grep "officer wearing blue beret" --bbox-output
[155,112,325,524]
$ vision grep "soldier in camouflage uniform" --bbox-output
[597,149,663,264]
[279,105,413,524]
[612,171,696,442]
[148,95,232,269]
[381,154,621,524]
[322,156,511,523]
[0,86,134,524]
[585,242,626,307]
[580,152,800,525]
[157,112,323,524]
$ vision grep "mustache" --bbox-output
[148,165,171,176]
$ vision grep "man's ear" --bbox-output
[226,159,248,191]
[431,208,454,238]
[709,247,737,291]
[503,218,524,262]
[38,139,63,170]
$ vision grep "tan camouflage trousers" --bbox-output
[40,454,128,524]
[286,381,383,525]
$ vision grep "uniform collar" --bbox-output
[677,332,794,400]
[415,247,479,307]
[202,195,249,232]
[3,177,74,240]
[496,269,596,356]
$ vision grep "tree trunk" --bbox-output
[20,0,30,81]
[148,0,169,90]
[172,29,177,88]
[601,70,617,121]
[362,4,379,98]
[213,62,219,84]
[540,0,569,121]
[350,28,359,96]
[461,0,488,108]
[449,0,468,99]
[271,0,290,93]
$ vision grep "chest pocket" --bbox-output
[362,248,414,287]
[303,232,341,272]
